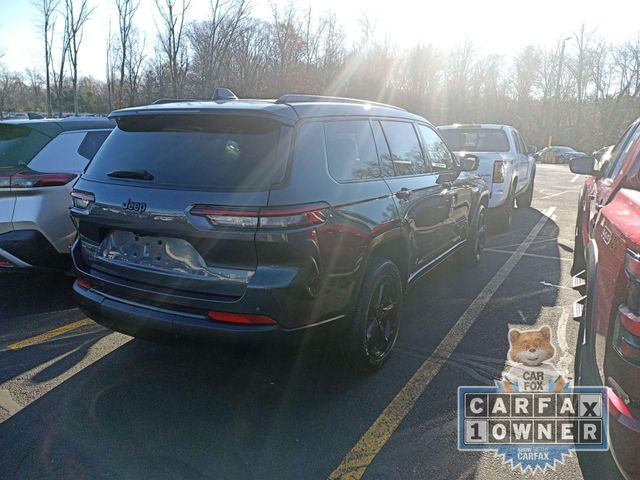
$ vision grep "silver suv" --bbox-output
[438,124,536,231]
[0,117,114,270]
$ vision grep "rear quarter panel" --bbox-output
[0,193,15,235]
[262,121,400,326]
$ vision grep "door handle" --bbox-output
[395,188,412,200]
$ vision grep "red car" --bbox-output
[571,118,640,479]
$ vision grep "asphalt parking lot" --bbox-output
[0,164,592,479]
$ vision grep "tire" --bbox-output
[493,183,515,232]
[516,174,534,209]
[342,257,403,371]
[459,204,487,267]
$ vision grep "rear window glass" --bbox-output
[324,120,380,181]
[85,115,283,191]
[0,124,53,168]
[439,128,510,153]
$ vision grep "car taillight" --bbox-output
[259,204,328,228]
[613,250,640,365]
[191,203,329,229]
[76,278,92,290]
[71,190,95,210]
[493,161,505,183]
[207,311,276,325]
[0,169,76,188]
[190,207,259,228]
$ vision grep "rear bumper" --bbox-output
[0,229,70,270]
[73,281,344,344]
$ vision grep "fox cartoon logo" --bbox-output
[502,326,566,393]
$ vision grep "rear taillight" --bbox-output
[259,204,328,228]
[493,161,505,183]
[76,278,92,290]
[191,203,329,229]
[190,207,259,228]
[614,250,640,364]
[71,190,95,210]
[0,169,76,188]
[207,311,276,325]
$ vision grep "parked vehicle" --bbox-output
[70,93,489,370]
[537,146,585,164]
[571,117,640,479]
[438,123,536,231]
[0,117,114,270]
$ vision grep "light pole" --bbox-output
[553,36,572,138]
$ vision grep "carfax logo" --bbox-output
[457,326,608,473]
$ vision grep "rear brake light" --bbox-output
[2,169,77,188]
[71,190,95,209]
[0,258,13,268]
[207,311,276,325]
[191,203,329,229]
[493,161,505,183]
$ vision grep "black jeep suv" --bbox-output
[70,93,489,370]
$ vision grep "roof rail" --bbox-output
[275,94,405,111]
[152,98,200,105]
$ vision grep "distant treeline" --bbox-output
[2,0,640,152]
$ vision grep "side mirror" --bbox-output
[460,154,480,172]
[569,155,599,176]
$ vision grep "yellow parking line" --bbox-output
[7,318,93,350]
[327,207,555,479]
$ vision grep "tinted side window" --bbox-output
[380,121,427,176]
[78,131,111,161]
[0,125,52,168]
[324,120,380,181]
[606,123,640,179]
[416,124,453,170]
[371,121,394,176]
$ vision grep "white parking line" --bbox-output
[540,190,572,199]
[0,333,131,423]
[485,248,572,262]
[570,174,580,183]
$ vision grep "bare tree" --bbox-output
[126,33,146,105]
[188,0,249,98]
[155,0,190,98]
[64,0,94,115]
[34,0,59,117]
[52,8,70,117]
[114,0,140,106]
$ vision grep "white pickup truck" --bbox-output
[438,124,537,231]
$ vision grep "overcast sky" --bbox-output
[1,0,639,81]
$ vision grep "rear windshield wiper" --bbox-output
[107,169,154,180]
